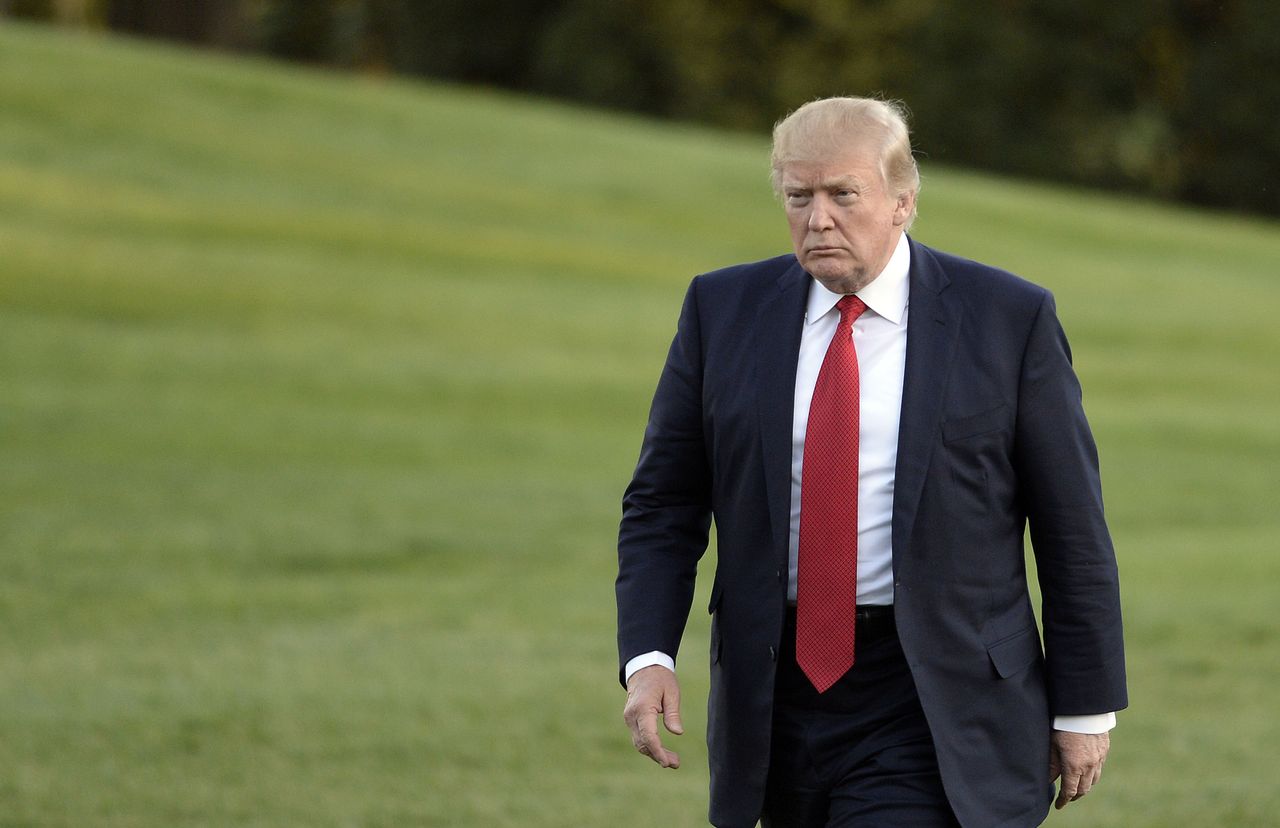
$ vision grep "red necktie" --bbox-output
[796,294,867,693]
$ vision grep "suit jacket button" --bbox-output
[769,645,777,661]
[776,569,783,582]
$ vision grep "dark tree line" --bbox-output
[7,0,1279,216]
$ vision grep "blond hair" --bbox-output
[770,96,920,228]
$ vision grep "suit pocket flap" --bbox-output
[943,404,1010,442]
[707,579,724,614]
[987,626,1042,679]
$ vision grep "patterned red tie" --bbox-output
[797,294,867,693]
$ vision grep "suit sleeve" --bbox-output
[616,278,713,686]
[1014,291,1128,716]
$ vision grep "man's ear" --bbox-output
[893,190,916,226]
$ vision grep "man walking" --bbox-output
[617,97,1126,827]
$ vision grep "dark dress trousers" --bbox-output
[617,237,1127,828]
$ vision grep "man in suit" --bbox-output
[616,97,1127,827]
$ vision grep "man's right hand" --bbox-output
[622,665,684,769]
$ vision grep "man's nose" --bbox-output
[808,196,835,231]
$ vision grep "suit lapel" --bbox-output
[892,239,962,560]
[756,260,809,566]
[753,244,959,575]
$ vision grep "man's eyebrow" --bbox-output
[821,175,864,189]
[782,175,865,191]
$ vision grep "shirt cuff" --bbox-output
[1053,712,1116,734]
[624,651,675,684]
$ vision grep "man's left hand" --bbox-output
[1049,730,1110,810]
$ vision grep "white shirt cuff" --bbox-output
[1053,712,1116,734]
[626,656,1116,735]
[624,651,675,684]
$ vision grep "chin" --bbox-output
[808,265,866,294]
[804,260,846,281]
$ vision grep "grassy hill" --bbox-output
[2,20,1279,827]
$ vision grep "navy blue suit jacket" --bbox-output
[617,237,1127,828]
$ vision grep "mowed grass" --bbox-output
[2,20,1278,827]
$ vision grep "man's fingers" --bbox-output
[1050,730,1110,809]
[635,712,680,768]
[654,744,681,768]
[663,684,684,735]
[1055,769,1078,810]
[623,667,682,769]
[1055,760,1103,809]
[632,708,659,750]
[635,710,666,762]
[1055,761,1104,808]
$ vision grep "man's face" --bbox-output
[781,143,914,295]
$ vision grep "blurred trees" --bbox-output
[5,0,1277,215]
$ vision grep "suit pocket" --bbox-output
[943,404,1010,443]
[987,625,1042,679]
[707,579,724,614]
[708,581,723,664]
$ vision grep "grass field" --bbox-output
[2,20,1279,827]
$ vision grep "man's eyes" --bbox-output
[784,189,857,203]
[783,189,855,200]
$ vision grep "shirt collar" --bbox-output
[804,232,911,326]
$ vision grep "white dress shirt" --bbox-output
[786,229,910,605]
[625,233,1114,734]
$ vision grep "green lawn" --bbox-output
[2,20,1279,827]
